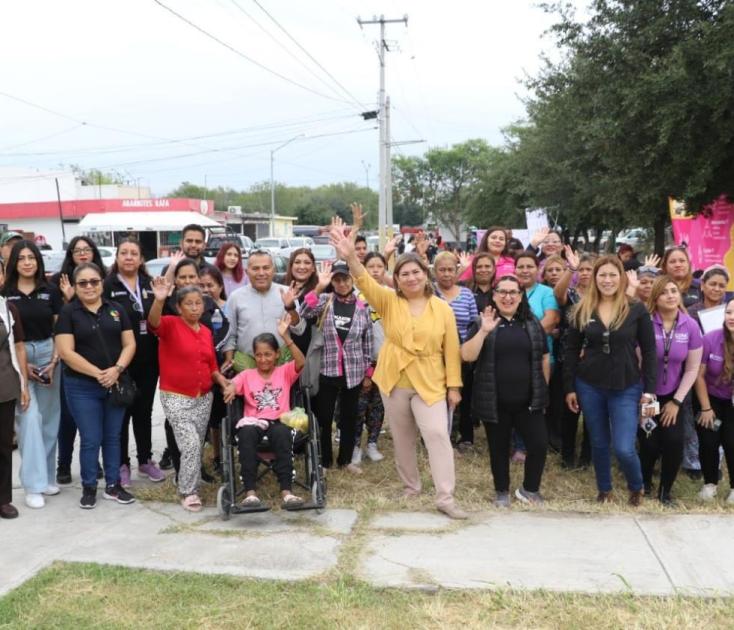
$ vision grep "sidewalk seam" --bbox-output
[633,517,676,592]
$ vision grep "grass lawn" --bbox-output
[2,562,733,630]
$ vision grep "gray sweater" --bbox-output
[224,283,303,355]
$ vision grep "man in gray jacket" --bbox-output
[223,250,303,369]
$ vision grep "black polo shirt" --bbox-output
[55,298,133,380]
[4,284,62,341]
[103,273,158,365]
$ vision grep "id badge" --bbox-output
[139,320,148,335]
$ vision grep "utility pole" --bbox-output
[357,14,407,248]
[385,95,393,233]
[54,178,67,248]
[270,134,303,236]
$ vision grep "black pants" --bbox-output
[0,399,15,505]
[57,371,76,469]
[561,407,590,464]
[696,395,734,487]
[237,421,293,491]
[638,393,684,495]
[484,405,548,493]
[120,360,159,466]
[546,363,564,450]
[458,362,474,444]
[317,374,360,468]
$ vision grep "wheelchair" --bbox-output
[216,385,326,519]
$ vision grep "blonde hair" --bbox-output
[571,255,630,331]
[646,274,685,314]
[393,253,434,298]
[542,254,565,279]
[433,251,458,269]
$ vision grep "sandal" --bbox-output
[182,494,202,512]
[242,495,262,508]
[281,494,304,510]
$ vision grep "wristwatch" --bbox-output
[115,364,125,373]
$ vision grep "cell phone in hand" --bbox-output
[32,365,51,385]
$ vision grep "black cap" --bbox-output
[331,261,350,277]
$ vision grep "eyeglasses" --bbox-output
[75,279,101,289]
[494,289,522,297]
[602,330,610,354]
[72,247,93,255]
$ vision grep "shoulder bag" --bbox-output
[92,316,138,408]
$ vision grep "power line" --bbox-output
[0,124,84,152]
[250,0,368,110]
[228,0,351,105]
[152,0,353,105]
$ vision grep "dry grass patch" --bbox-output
[135,428,733,517]
[1,562,733,629]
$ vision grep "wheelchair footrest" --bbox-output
[231,503,271,514]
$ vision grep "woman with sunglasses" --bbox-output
[462,275,550,506]
[2,241,60,509]
[104,238,165,487]
[52,237,107,486]
[55,263,137,509]
[641,275,702,505]
[565,256,656,505]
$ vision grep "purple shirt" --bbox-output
[653,312,702,396]
[701,328,733,400]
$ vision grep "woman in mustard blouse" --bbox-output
[331,218,467,519]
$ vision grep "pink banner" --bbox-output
[669,196,734,288]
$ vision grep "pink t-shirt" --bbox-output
[459,255,516,283]
[232,361,301,421]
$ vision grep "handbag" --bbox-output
[92,319,138,408]
[300,295,332,396]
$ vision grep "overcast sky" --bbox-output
[0,0,563,196]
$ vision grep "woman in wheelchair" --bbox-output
[223,314,305,509]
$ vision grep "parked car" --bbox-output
[243,252,289,284]
[144,256,215,278]
[310,244,337,264]
[98,246,117,269]
[616,228,652,250]
[254,237,291,254]
[41,250,66,280]
[204,234,254,257]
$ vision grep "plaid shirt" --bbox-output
[300,291,374,389]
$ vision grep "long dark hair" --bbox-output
[285,247,318,294]
[478,226,510,256]
[107,238,150,278]
[489,275,532,322]
[60,236,106,278]
[468,251,496,292]
[214,242,244,283]
[200,263,228,301]
[2,240,47,294]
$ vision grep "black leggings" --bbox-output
[546,362,564,448]
[638,393,685,495]
[120,360,159,466]
[458,362,474,443]
[0,399,15,505]
[317,375,360,468]
[237,421,293,492]
[696,395,734,487]
[484,405,548,493]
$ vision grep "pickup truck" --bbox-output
[203,234,254,257]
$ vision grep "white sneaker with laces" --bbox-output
[365,442,384,462]
[43,485,61,496]
[698,483,718,501]
[25,493,45,509]
[351,446,362,465]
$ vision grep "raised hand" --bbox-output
[383,233,402,260]
[479,306,500,334]
[350,202,365,233]
[150,275,173,301]
[316,261,333,289]
[457,251,471,271]
[626,269,640,290]
[330,224,355,260]
[530,226,550,248]
[564,244,580,270]
[276,312,292,340]
[643,253,661,268]
[280,281,299,309]
[414,232,429,257]
[59,274,74,301]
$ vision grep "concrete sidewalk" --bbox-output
[5,396,734,598]
[3,484,734,598]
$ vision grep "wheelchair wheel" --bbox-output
[217,485,232,521]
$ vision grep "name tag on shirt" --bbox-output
[139,320,148,335]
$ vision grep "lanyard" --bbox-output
[117,274,143,314]
[661,315,679,385]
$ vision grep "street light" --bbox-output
[270,134,304,236]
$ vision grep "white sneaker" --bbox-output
[698,484,718,501]
[351,446,363,465]
[43,485,61,496]
[726,490,734,504]
[365,442,384,462]
[25,493,45,509]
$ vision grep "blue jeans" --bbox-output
[575,378,643,493]
[16,339,61,492]
[63,373,125,488]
